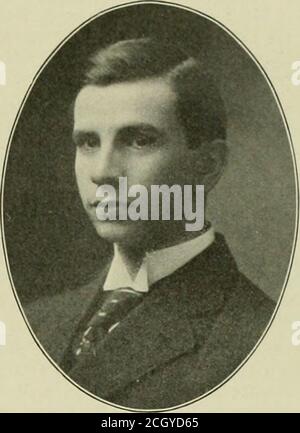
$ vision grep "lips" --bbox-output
[89,198,130,222]
[90,199,128,208]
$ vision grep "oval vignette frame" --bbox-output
[0,0,298,412]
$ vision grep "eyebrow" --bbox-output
[72,123,164,140]
[72,130,99,143]
[119,124,163,136]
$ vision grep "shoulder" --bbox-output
[23,270,101,324]
[216,270,275,347]
[179,274,275,403]
[183,236,276,396]
[187,270,276,395]
[22,264,110,355]
[199,234,276,363]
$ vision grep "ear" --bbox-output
[194,139,228,193]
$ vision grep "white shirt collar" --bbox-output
[103,226,215,293]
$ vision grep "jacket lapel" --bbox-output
[30,264,109,368]
[69,276,195,398]
[67,234,236,399]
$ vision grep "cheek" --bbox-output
[149,149,189,185]
[74,151,92,179]
[126,152,173,186]
[74,151,85,175]
[74,154,89,194]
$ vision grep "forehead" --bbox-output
[73,78,178,131]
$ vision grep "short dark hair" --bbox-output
[82,38,227,146]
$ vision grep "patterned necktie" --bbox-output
[73,287,143,359]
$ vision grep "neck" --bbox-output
[115,243,145,279]
[116,221,210,279]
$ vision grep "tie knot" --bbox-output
[102,286,142,304]
[88,287,143,329]
[74,287,144,358]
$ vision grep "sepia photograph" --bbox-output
[1,2,297,410]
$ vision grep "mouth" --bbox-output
[88,199,130,223]
[89,199,128,208]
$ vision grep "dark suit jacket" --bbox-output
[24,233,275,410]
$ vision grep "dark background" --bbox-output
[2,3,297,303]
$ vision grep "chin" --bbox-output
[93,220,144,246]
[92,219,176,250]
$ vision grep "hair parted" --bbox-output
[82,38,227,146]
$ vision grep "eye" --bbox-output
[131,132,159,149]
[74,132,100,152]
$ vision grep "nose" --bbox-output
[90,144,125,186]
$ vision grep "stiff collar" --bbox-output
[103,226,215,293]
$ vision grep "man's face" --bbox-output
[73,78,204,248]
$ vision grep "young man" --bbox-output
[26,38,275,409]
